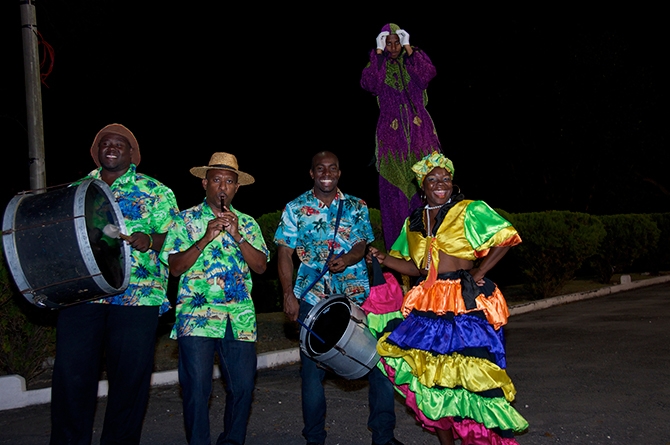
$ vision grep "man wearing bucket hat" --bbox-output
[274,151,404,445]
[50,123,179,445]
[160,152,269,445]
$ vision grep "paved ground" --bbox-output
[1,283,669,444]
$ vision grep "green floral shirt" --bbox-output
[161,200,269,341]
[81,165,179,313]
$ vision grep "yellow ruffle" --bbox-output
[401,278,510,329]
[378,334,517,402]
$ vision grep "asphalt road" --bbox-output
[1,283,669,445]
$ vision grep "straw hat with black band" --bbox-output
[90,123,142,167]
[189,152,255,185]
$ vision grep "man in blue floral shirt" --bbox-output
[50,123,179,445]
[275,151,404,445]
[161,152,268,445]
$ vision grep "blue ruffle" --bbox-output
[386,311,507,368]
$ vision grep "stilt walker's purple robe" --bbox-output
[361,23,442,249]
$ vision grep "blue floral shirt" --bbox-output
[274,189,374,306]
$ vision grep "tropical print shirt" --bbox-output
[161,200,269,341]
[81,164,179,313]
[274,189,375,306]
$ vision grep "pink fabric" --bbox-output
[361,271,404,315]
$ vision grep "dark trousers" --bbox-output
[298,300,397,444]
[178,321,257,445]
[49,303,160,445]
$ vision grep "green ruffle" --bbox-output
[384,356,528,432]
[366,311,404,338]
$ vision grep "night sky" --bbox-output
[2,5,668,220]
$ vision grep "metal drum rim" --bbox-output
[2,193,34,304]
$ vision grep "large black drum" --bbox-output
[2,179,131,309]
[300,294,380,380]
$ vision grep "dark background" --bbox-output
[2,4,668,220]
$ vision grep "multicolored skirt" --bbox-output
[366,270,528,445]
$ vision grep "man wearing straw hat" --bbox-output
[50,123,179,445]
[161,152,269,445]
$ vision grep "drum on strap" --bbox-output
[2,179,131,309]
[299,294,380,380]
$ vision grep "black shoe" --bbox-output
[372,438,405,445]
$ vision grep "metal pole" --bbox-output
[19,0,46,192]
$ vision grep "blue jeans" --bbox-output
[178,321,257,445]
[299,300,397,444]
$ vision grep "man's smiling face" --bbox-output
[310,152,341,195]
[97,133,133,173]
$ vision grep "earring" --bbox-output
[453,184,461,195]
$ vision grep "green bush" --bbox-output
[633,213,670,274]
[368,208,385,252]
[486,208,525,287]
[0,245,57,383]
[505,211,606,299]
[255,210,282,261]
[589,214,661,283]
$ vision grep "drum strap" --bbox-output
[299,199,344,300]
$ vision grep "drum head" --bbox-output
[83,181,127,288]
[309,300,350,354]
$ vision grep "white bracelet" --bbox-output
[237,237,246,245]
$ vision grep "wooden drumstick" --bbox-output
[103,224,132,242]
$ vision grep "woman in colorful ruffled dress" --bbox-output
[361,23,442,250]
[366,152,528,444]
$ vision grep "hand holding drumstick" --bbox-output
[103,224,154,253]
